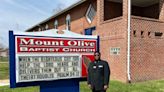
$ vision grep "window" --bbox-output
[66,14,71,30]
[110,47,120,55]
[45,24,49,30]
[148,32,151,37]
[132,0,159,19]
[54,20,58,29]
[85,27,96,35]
[104,0,123,21]
[38,28,41,31]
[133,30,136,37]
[86,4,96,23]
[141,31,144,38]
[41,27,44,31]
[155,32,163,37]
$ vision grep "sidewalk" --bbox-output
[0,80,9,86]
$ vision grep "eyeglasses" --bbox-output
[94,54,100,56]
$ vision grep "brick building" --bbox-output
[0,48,9,57]
[26,0,164,83]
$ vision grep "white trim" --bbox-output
[66,14,71,20]
[86,4,96,24]
[86,4,92,23]
[127,0,131,82]
[38,28,41,31]
[45,24,49,30]
[54,20,58,29]
[14,29,98,39]
[66,14,71,30]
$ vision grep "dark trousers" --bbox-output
[92,89,106,92]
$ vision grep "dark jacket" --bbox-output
[87,60,110,91]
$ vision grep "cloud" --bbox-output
[0,30,9,48]
[2,0,49,16]
[59,0,80,6]
[0,0,81,47]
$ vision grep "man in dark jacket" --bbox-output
[87,51,110,92]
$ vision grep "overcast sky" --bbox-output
[0,0,79,47]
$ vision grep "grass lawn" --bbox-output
[0,80,164,92]
[0,57,8,62]
[0,57,9,79]
[0,63,9,80]
[0,86,39,92]
[80,80,164,92]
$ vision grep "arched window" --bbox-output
[45,24,49,30]
[38,28,41,31]
[54,20,58,29]
[66,14,71,30]
[42,27,44,31]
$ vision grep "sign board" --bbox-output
[9,29,99,88]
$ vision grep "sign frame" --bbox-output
[9,30,100,92]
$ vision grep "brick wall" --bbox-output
[96,18,128,82]
[130,16,164,82]
[30,0,97,33]
[96,0,129,82]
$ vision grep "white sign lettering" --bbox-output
[17,55,81,82]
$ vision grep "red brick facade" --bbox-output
[26,0,164,83]
[130,17,164,82]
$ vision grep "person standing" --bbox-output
[87,51,110,92]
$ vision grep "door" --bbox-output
[84,26,96,35]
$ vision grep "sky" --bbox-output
[0,0,80,48]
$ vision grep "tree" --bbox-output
[0,37,5,48]
[52,3,65,14]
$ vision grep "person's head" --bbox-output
[94,51,101,61]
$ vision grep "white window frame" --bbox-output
[41,27,44,31]
[110,47,121,55]
[66,14,71,30]
[38,28,41,31]
[45,24,49,30]
[86,4,96,24]
[54,20,58,29]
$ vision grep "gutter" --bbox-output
[127,0,131,83]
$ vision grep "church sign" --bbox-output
[9,29,99,89]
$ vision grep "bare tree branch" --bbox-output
[52,3,65,14]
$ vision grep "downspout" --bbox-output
[127,0,131,83]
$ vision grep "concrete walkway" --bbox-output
[0,80,9,86]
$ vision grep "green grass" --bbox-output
[0,86,39,92]
[80,80,164,92]
[0,57,9,79]
[0,80,164,92]
[0,57,8,62]
[0,63,9,80]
